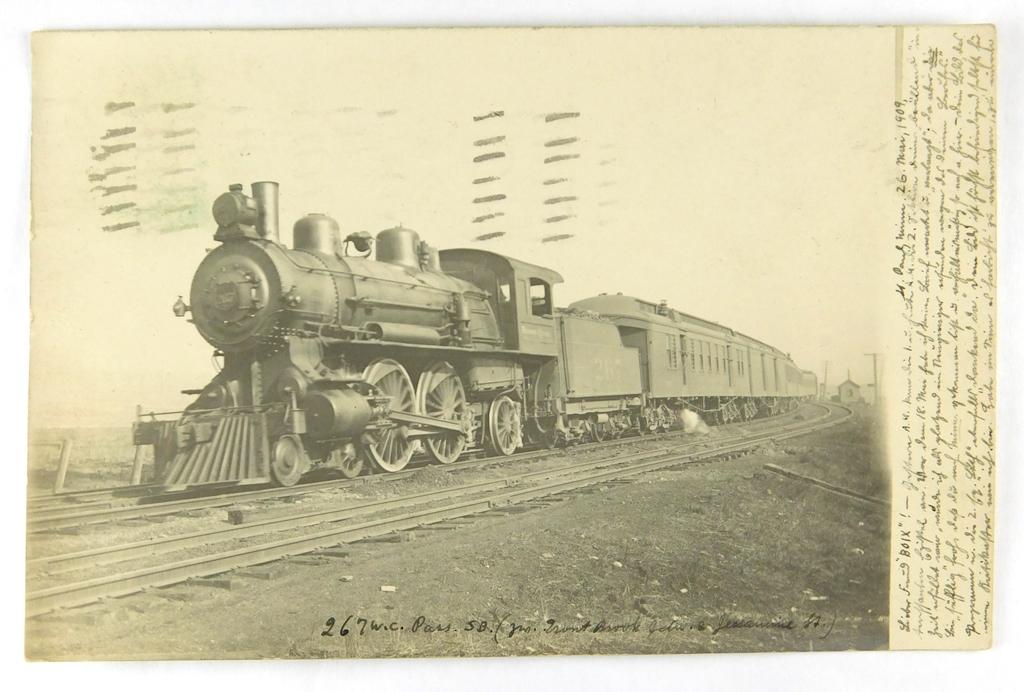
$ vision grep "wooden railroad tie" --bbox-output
[316,548,352,559]
[186,575,236,591]
[234,565,286,581]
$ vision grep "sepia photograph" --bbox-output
[21,21,996,666]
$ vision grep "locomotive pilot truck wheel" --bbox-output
[271,434,309,487]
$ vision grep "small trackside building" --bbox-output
[837,378,861,404]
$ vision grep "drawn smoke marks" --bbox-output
[534,114,625,249]
[591,141,622,232]
[473,230,507,241]
[85,100,208,234]
[464,109,585,245]
[86,102,140,232]
[540,233,574,243]
[104,101,135,115]
[536,111,582,244]
[470,109,510,240]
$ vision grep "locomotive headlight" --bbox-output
[211,184,259,229]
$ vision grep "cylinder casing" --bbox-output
[304,388,373,439]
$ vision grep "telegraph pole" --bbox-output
[864,352,880,405]
[822,361,829,400]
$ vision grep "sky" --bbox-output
[30,27,896,428]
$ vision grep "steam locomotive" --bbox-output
[134,181,818,489]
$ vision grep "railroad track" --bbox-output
[26,402,850,617]
[26,405,812,531]
[26,437,685,532]
[27,483,162,513]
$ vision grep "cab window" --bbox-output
[529,278,552,317]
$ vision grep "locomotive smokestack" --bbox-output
[251,181,280,243]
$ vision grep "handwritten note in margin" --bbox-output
[891,25,996,650]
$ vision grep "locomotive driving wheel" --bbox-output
[416,361,468,465]
[362,358,418,472]
[486,395,522,456]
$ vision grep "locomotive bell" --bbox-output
[344,231,373,253]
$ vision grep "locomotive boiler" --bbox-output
[134,179,818,490]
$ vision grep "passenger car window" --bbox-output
[665,333,678,369]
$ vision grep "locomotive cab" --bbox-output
[438,249,562,356]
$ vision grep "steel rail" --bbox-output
[27,484,164,511]
[25,421,698,519]
[26,403,848,616]
[29,436,725,577]
[25,439,675,531]
[28,405,803,531]
[27,403,813,517]
[23,438,631,522]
